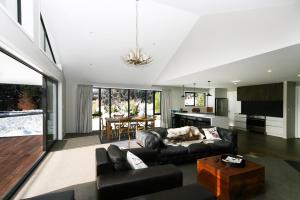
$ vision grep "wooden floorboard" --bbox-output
[0,136,43,199]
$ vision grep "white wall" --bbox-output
[0,0,65,139]
[296,86,300,138]
[227,90,241,126]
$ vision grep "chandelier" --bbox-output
[124,0,152,66]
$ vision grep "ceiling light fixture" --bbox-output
[124,0,152,66]
[232,80,240,85]
[181,85,185,98]
[206,81,212,97]
[193,83,198,97]
[267,69,272,73]
[297,74,300,77]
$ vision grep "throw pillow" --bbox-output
[127,151,148,170]
[167,126,191,138]
[202,127,221,140]
[107,145,128,171]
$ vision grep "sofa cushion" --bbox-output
[125,184,216,200]
[207,140,232,154]
[153,127,168,138]
[107,145,128,171]
[136,130,162,149]
[160,145,188,157]
[127,151,148,169]
[188,143,211,154]
[202,127,221,140]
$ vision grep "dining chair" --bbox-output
[135,117,146,132]
[100,118,108,140]
[117,117,132,141]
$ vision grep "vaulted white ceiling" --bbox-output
[41,0,300,88]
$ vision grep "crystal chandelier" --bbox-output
[124,0,152,66]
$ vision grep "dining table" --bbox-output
[105,117,155,140]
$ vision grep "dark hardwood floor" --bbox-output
[238,131,300,161]
[0,135,44,199]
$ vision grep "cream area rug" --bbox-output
[13,138,138,200]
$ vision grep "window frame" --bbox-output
[184,92,206,107]
[40,14,56,64]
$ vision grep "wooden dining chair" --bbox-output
[117,117,132,141]
[135,117,146,132]
[100,118,108,140]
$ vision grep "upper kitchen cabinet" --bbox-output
[237,83,283,101]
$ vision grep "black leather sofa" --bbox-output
[134,127,238,164]
[96,147,183,200]
[125,184,216,200]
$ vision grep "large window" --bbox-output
[130,90,146,117]
[184,92,206,107]
[40,15,56,64]
[92,88,162,131]
[111,89,129,117]
[0,48,58,199]
[0,0,34,37]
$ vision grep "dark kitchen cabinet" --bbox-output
[237,83,283,101]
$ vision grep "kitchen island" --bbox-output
[172,112,229,129]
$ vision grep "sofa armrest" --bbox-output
[95,148,114,176]
[97,164,183,200]
[136,130,162,149]
[217,128,238,154]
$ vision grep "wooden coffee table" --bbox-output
[197,155,265,200]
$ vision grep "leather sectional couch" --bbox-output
[96,146,183,200]
[134,127,238,164]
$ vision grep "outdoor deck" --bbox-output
[0,135,43,199]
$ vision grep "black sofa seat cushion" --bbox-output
[160,145,188,157]
[22,190,74,200]
[97,164,182,200]
[125,184,216,200]
[207,140,232,154]
[188,143,211,155]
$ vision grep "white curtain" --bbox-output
[76,85,93,133]
[160,89,171,128]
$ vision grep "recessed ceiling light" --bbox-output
[298,74,300,77]
[232,80,240,84]
[267,69,272,73]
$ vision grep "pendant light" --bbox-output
[206,81,212,97]
[181,85,185,98]
[193,83,198,97]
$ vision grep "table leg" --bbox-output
[107,121,112,140]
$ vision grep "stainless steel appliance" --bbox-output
[215,98,228,116]
[246,115,266,134]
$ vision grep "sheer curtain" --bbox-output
[160,89,171,128]
[76,85,93,133]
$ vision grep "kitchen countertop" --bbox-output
[174,112,216,119]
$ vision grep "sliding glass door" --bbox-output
[0,48,59,199]
[45,78,58,150]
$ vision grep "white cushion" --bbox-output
[167,126,190,138]
[126,151,148,170]
[202,127,221,140]
[190,126,205,139]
